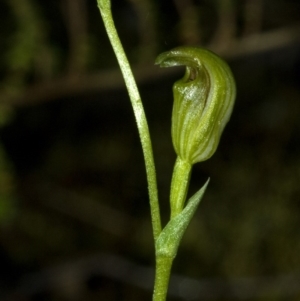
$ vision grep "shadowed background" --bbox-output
[0,0,300,300]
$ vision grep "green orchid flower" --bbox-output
[156,47,236,164]
[156,47,236,218]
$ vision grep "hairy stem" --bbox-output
[152,256,173,301]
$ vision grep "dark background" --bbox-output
[0,0,300,300]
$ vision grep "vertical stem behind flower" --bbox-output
[96,0,162,241]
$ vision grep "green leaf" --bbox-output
[156,179,209,259]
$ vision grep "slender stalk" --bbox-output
[152,157,192,300]
[170,156,192,218]
[96,0,161,241]
[152,256,173,301]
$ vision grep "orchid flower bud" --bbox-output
[155,47,236,164]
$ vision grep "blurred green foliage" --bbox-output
[0,0,300,300]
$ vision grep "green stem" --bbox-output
[170,156,192,218]
[96,0,161,241]
[152,256,173,301]
[152,156,192,301]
